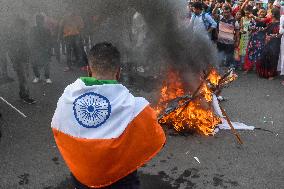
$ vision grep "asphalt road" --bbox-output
[0,58,283,189]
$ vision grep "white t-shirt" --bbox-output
[280,15,284,34]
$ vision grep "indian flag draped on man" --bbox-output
[51,42,165,188]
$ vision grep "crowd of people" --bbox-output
[0,1,284,188]
[0,7,91,104]
[1,0,284,105]
[187,0,284,85]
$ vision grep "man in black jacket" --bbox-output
[7,17,36,104]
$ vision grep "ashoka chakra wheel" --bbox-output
[73,92,111,128]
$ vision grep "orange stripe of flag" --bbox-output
[52,105,166,188]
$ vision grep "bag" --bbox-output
[201,13,218,41]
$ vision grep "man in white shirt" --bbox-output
[190,2,217,39]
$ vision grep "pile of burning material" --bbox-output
[156,67,252,144]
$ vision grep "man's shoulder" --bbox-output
[203,12,213,17]
[203,13,215,22]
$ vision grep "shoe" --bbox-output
[281,81,284,86]
[32,77,40,83]
[22,97,36,104]
[46,78,52,84]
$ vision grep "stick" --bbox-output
[0,97,27,118]
[220,106,243,144]
[176,69,212,117]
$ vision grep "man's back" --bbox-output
[30,26,51,50]
[51,77,165,188]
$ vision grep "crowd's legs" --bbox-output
[51,39,61,63]
[32,60,50,81]
[9,56,31,102]
[217,42,235,68]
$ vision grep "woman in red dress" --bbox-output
[257,8,282,79]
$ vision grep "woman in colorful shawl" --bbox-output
[239,5,254,67]
[257,8,281,79]
[244,9,267,73]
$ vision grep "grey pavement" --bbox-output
[0,58,283,189]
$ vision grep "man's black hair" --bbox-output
[89,42,121,71]
[271,7,280,20]
[268,0,275,3]
[192,2,204,10]
[217,0,225,4]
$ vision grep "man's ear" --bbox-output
[116,67,121,80]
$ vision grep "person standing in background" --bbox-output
[30,14,52,84]
[7,17,36,104]
[59,8,85,72]
[233,10,242,69]
[239,5,254,69]
[243,8,267,73]
[257,8,281,79]
[215,5,240,68]
[44,13,61,64]
[190,1,217,39]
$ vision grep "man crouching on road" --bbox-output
[51,42,166,189]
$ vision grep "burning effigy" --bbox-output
[156,67,253,143]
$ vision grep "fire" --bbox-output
[200,83,213,102]
[207,69,221,86]
[159,100,221,135]
[156,70,185,114]
[156,68,224,136]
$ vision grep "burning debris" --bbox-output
[156,67,245,143]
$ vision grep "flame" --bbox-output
[159,99,221,135]
[201,83,213,102]
[156,69,223,135]
[207,69,221,86]
[156,70,185,114]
